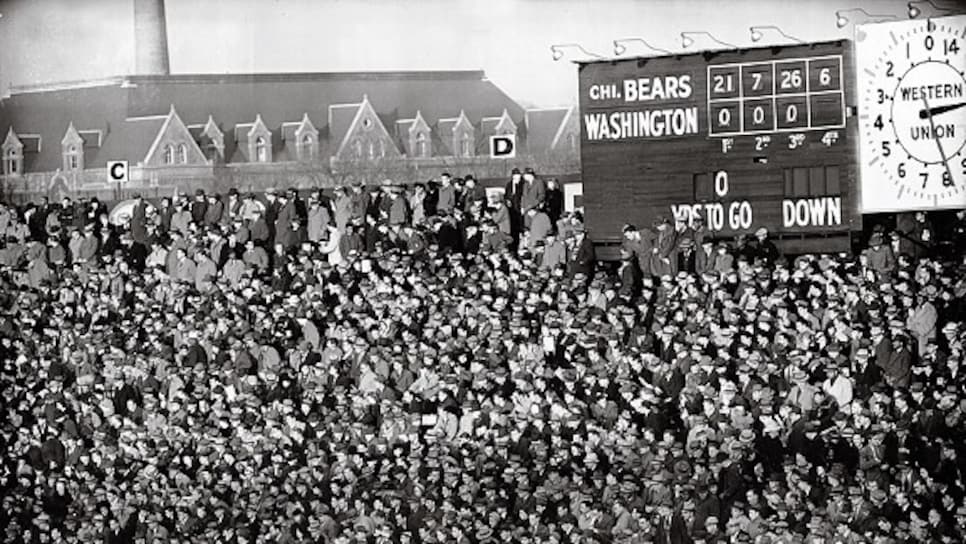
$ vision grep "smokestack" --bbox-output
[134,0,170,75]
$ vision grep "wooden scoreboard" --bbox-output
[578,40,862,254]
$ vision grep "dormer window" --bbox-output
[353,139,363,157]
[368,141,376,160]
[3,129,24,176]
[3,148,22,176]
[460,134,472,157]
[200,116,225,162]
[416,132,428,158]
[255,137,268,163]
[163,144,175,165]
[177,143,188,164]
[299,134,315,161]
[61,123,85,171]
[66,145,80,170]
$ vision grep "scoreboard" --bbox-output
[578,40,861,251]
[707,55,845,136]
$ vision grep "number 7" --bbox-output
[919,171,928,189]
[752,73,762,90]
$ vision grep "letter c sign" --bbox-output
[107,161,129,183]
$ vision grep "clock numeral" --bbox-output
[925,35,935,51]
[873,115,884,130]
[927,19,936,32]
[898,162,906,179]
[943,171,954,187]
[906,42,911,59]
[945,39,960,55]
[920,171,929,189]
[881,141,891,157]
[877,89,886,104]
[961,157,966,176]
[885,61,894,77]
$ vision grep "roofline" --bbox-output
[9,77,128,95]
[124,70,489,85]
[525,107,574,113]
[6,69,493,95]
[575,38,851,65]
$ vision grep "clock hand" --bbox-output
[918,101,966,119]
[921,96,956,189]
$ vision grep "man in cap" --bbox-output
[651,216,676,278]
[519,168,546,227]
[864,232,896,278]
[753,227,779,265]
[568,225,595,282]
[621,224,655,279]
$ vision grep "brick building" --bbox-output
[0,0,580,204]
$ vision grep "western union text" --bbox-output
[584,108,699,140]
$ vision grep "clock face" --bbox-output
[858,16,966,211]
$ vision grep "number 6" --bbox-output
[819,68,831,85]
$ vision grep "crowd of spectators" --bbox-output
[1,168,965,544]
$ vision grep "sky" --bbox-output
[0,0,929,107]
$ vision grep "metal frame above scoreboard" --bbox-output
[706,55,847,137]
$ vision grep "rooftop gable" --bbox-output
[3,128,23,151]
[62,122,84,147]
[524,107,570,154]
[143,105,208,166]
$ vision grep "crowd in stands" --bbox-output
[1,167,965,544]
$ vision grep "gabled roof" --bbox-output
[328,103,361,148]
[334,96,399,157]
[396,111,432,156]
[282,113,319,142]
[480,108,517,139]
[0,82,127,170]
[3,127,23,150]
[0,70,526,172]
[245,114,272,143]
[143,106,208,165]
[201,116,224,141]
[435,110,475,155]
[124,71,523,133]
[549,106,578,150]
[62,122,84,147]
[525,107,570,154]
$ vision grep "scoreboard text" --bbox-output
[578,40,860,242]
[707,55,846,136]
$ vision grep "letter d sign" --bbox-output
[107,161,129,183]
[490,135,516,159]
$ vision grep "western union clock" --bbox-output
[856,15,966,212]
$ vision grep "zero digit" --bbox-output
[753,106,765,125]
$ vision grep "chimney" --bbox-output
[134,0,170,75]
